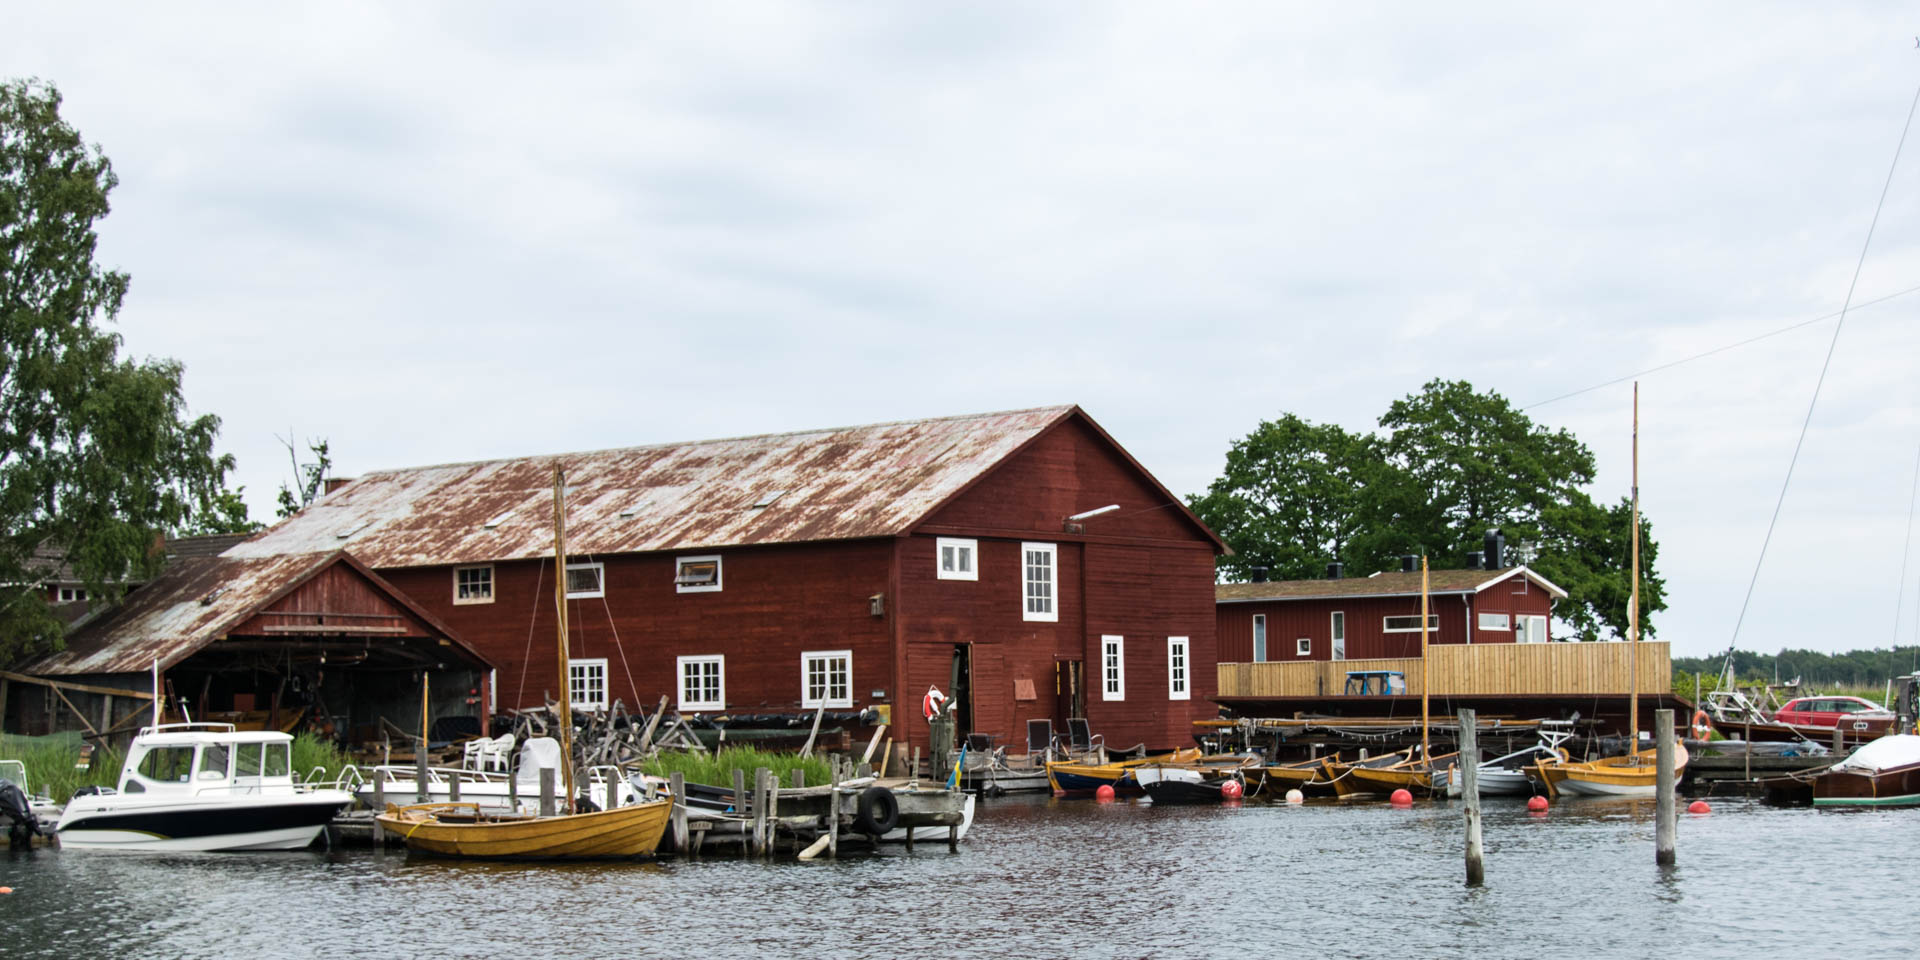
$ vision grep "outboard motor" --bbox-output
[1,780,38,849]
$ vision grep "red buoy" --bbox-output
[1095,784,1116,801]
[0,887,12,894]
[1687,800,1711,815]
[1526,795,1549,812]
[1389,788,1413,805]
[1221,780,1244,800]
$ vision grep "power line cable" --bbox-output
[1726,74,1920,664]
[1522,282,1920,411]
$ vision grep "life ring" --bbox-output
[1690,709,1713,740]
[922,685,948,721]
[854,785,899,836]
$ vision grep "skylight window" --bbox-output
[751,490,787,509]
[482,509,514,529]
[335,520,371,539]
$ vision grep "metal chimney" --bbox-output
[1483,530,1504,569]
[1401,555,1418,573]
[1250,566,1270,583]
[1325,562,1344,580]
[1465,550,1484,570]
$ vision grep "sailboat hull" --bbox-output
[1533,744,1687,798]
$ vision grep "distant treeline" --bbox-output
[1672,646,1920,689]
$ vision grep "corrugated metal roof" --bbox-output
[1215,566,1567,603]
[225,406,1079,569]
[29,554,334,675]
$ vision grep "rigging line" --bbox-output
[1727,74,1920,663]
[587,553,641,710]
[1895,441,1920,649]
[1521,281,1920,411]
[515,557,547,710]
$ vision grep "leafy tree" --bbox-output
[1192,379,1663,642]
[1187,415,1383,581]
[0,78,247,665]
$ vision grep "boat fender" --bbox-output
[853,786,898,835]
[1690,710,1712,740]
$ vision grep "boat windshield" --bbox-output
[196,743,230,781]
[136,745,195,784]
[0,759,25,790]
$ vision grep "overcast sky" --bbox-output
[8,4,1919,664]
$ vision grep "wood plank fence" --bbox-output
[1217,642,1670,698]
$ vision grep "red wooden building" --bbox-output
[1216,565,1566,664]
[15,407,1226,757]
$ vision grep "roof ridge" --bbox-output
[335,405,1079,481]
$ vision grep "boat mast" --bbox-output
[1629,382,1641,753]
[552,464,577,815]
[1421,554,1430,761]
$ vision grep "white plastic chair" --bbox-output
[461,738,488,771]
[484,734,516,772]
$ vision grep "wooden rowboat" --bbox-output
[375,799,672,859]
[1529,742,1687,799]
[1046,748,1202,794]
[1339,751,1461,799]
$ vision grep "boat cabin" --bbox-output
[116,724,300,798]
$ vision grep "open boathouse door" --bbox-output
[1054,659,1084,732]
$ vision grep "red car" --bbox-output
[1773,696,1895,739]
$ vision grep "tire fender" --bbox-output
[853,785,899,836]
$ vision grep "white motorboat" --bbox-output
[55,723,353,852]
[1450,722,1575,797]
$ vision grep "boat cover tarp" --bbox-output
[514,737,563,788]
[1835,734,1920,773]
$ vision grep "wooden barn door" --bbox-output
[1054,659,1084,728]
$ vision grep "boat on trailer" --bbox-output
[54,723,353,852]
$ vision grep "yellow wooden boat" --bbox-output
[1240,756,1339,795]
[1341,751,1461,799]
[1046,748,1202,794]
[1530,742,1688,799]
[375,799,672,858]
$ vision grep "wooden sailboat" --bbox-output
[1329,558,1457,798]
[1529,385,1687,799]
[1045,748,1202,795]
[377,465,671,858]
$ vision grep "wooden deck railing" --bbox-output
[1216,642,1671,698]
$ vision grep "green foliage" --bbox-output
[1190,379,1664,641]
[1,78,250,665]
[0,732,120,803]
[1672,645,1920,691]
[291,731,350,785]
[275,437,330,518]
[637,747,831,788]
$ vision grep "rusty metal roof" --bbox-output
[30,552,489,676]
[1215,566,1567,603]
[225,406,1080,569]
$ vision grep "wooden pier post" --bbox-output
[1459,708,1484,886]
[373,775,384,812]
[1831,725,1845,757]
[751,767,769,857]
[539,767,556,818]
[1655,709,1676,866]
[791,769,805,789]
[448,773,460,805]
[767,767,779,857]
[669,772,689,855]
[732,768,747,815]
[828,757,841,860]
[508,766,518,809]
[415,737,428,802]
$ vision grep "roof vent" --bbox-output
[1325,562,1344,580]
[483,509,514,529]
[618,500,648,519]
[1250,566,1269,583]
[335,520,371,539]
[751,490,788,509]
[1465,551,1484,570]
[1401,555,1418,573]
[1483,530,1505,569]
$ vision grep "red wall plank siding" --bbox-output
[1217,576,1558,662]
[233,564,435,638]
[381,539,896,716]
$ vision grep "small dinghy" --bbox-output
[1133,764,1242,804]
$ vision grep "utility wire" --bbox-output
[1726,75,1920,663]
[1522,281,1920,411]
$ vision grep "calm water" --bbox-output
[2,794,1913,959]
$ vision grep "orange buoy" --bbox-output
[0,886,12,894]
[1285,789,1305,805]
[1687,800,1711,814]
[1220,780,1244,800]
[1095,784,1116,801]
[1526,795,1549,812]
[1389,789,1413,806]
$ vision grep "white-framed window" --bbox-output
[1383,614,1440,633]
[453,564,494,604]
[1331,611,1346,660]
[801,650,852,708]
[1477,612,1510,631]
[677,655,725,711]
[674,555,722,593]
[937,537,978,581]
[1101,635,1125,701]
[569,658,608,711]
[1167,636,1190,700]
[1522,615,1549,643]
[56,586,87,603]
[565,562,605,599]
[1022,542,1058,622]
[1296,637,1312,657]
[1252,614,1267,662]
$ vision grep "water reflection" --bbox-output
[3,792,1915,959]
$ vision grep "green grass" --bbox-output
[637,747,832,787]
[0,733,121,803]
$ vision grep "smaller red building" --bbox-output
[1215,566,1565,663]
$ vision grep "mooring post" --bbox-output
[752,767,769,857]
[732,768,747,815]
[508,765,518,809]
[1831,725,1845,757]
[539,767,556,818]
[1458,708,1484,885]
[669,772,689,855]
[791,769,805,789]
[372,774,385,813]
[911,747,921,784]
[448,772,460,804]
[767,767,780,857]
[415,736,428,803]
[1655,709,1676,866]
[828,757,841,860]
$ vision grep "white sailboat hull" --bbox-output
[1551,777,1658,798]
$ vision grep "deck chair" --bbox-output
[482,733,516,772]
[460,738,488,771]
[1066,718,1103,757]
[1026,719,1055,763]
